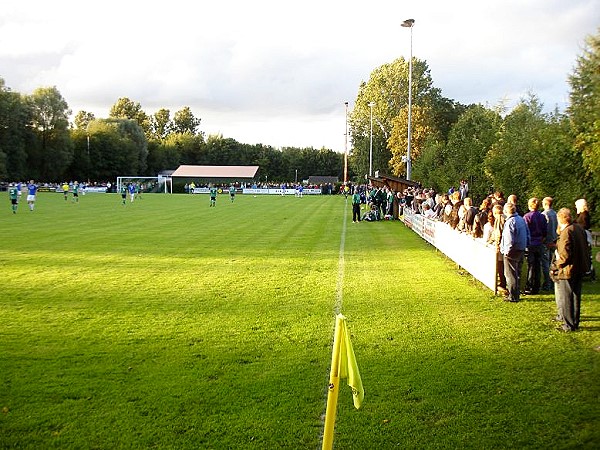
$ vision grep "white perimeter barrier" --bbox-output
[242,188,322,195]
[403,208,497,292]
[192,188,321,195]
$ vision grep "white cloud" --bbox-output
[1,0,598,150]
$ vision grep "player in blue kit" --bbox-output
[128,183,136,202]
[26,180,38,211]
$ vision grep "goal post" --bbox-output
[116,176,172,194]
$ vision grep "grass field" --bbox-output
[1,192,599,449]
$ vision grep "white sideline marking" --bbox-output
[334,199,348,315]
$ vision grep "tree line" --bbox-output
[348,29,599,217]
[1,28,597,214]
[0,87,343,184]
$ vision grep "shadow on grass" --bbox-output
[582,315,600,321]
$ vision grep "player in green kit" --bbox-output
[120,185,127,205]
[352,189,361,222]
[9,183,18,213]
[229,185,236,203]
[209,185,217,207]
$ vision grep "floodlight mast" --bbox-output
[401,18,415,181]
[368,102,375,177]
[344,101,349,184]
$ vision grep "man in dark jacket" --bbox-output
[524,197,547,294]
[551,208,590,332]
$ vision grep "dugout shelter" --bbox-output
[367,173,419,218]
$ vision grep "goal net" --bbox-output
[116,176,172,194]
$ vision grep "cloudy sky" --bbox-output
[1,0,598,150]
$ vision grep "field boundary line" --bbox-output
[334,198,348,315]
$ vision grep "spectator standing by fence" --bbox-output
[524,198,547,295]
[551,208,590,332]
[507,194,523,216]
[462,197,478,234]
[500,202,530,302]
[575,198,592,246]
[491,204,508,296]
[541,197,558,291]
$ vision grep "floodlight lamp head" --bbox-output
[401,19,415,27]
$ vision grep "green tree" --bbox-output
[0,78,32,179]
[172,106,202,135]
[411,137,446,191]
[525,110,586,208]
[73,110,96,130]
[150,108,172,140]
[146,140,181,175]
[85,118,147,180]
[28,86,73,181]
[349,57,455,179]
[484,94,547,200]
[164,132,204,165]
[109,97,150,136]
[439,104,502,200]
[349,58,437,176]
[388,105,438,177]
[568,28,600,210]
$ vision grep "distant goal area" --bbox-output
[115,166,338,195]
[116,176,171,194]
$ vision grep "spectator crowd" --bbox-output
[350,180,595,333]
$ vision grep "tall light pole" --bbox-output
[344,101,349,185]
[368,101,375,178]
[401,18,415,181]
[86,121,91,184]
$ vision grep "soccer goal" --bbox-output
[116,176,172,194]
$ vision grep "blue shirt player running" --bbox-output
[26,180,38,211]
[128,183,136,202]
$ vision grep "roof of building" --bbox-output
[171,165,259,179]
[367,173,419,192]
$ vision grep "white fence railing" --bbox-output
[403,208,497,292]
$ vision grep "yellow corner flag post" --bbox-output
[322,314,364,450]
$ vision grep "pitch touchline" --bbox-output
[334,199,348,315]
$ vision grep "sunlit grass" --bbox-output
[0,192,598,449]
